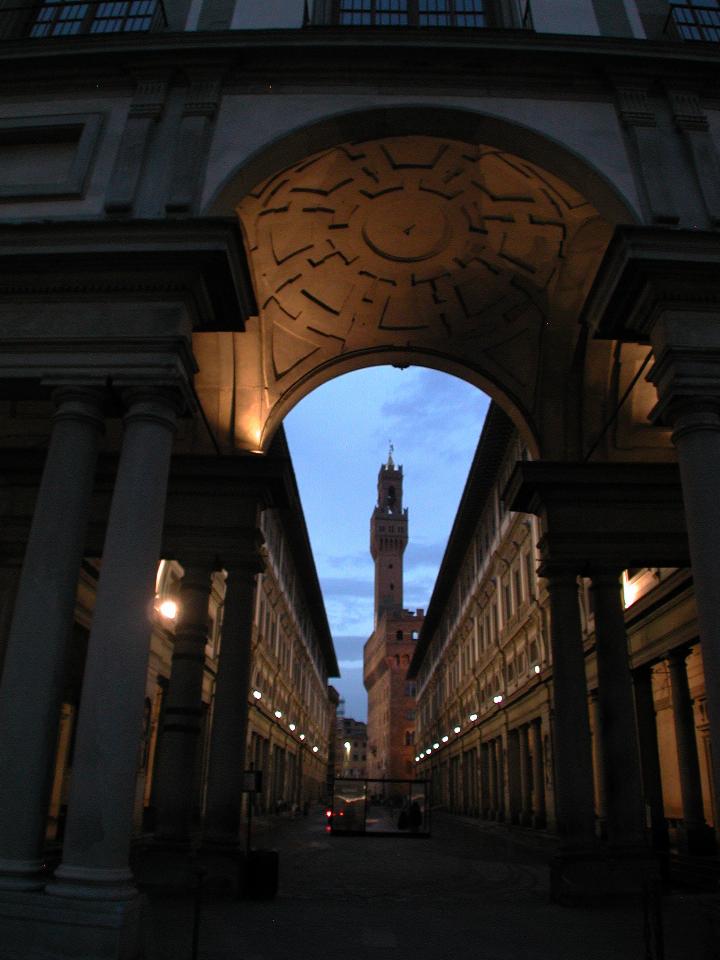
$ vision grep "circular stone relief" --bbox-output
[362,194,450,263]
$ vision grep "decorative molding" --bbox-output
[615,83,656,128]
[165,71,224,214]
[238,136,602,406]
[666,88,708,133]
[0,113,102,201]
[612,79,677,224]
[106,71,170,213]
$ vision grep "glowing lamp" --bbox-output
[159,599,178,620]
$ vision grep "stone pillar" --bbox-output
[494,737,505,822]
[633,664,669,851]
[0,562,20,681]
[519,724,533,827]
[507,729,521,825]
[670,403,720,835]
[648,323,720,835]
[487,740,497,819]
[590,571,646,849]
[544,570,596,848]
[667,648,714,853]
[480,742,491,818]
[0,387,104,891]
[530,718,546,829]
[203,561,260,848]
[48,388,180,901]
[588,690,608,840]
[153,565,214,843]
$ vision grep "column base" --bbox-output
[46,863,136,901]
[0,888,144,960]
[0,857,48,892]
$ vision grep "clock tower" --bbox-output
[370,447,408,627]
[364,446,423,783]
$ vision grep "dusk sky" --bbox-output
[284,366,490,721]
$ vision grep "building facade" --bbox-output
[364,453,423,782]
[1,1,720,955]
[335,714,368,780]
[411,405,714,858]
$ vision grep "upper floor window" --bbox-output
[20,0,165,38]
[335,0,490,27]
[667,2,720,41]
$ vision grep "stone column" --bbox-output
[153,565,214,843]
[507,729,521,825]
[0,562,20,681]
[519,724,533,827]
[670,402,720,835]
[480,742,491,818]
[648,319,720,834]
[0,387,104,891]
[588,690,608,839]
[544,570,596,848]
[530,718,546,828]
[590,571,646,849]
[203,561,260,848]
[494,736,505,822]
[667,648,714,853]
[48,388,180,901]
[487,740,497,819]
[633,664,669,851]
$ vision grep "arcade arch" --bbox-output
[196,115,663,463]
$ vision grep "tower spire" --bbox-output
[387,441,394,468]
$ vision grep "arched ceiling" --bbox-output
[194,136,614,454]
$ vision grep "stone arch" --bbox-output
[198,109,646,459]
[205,104,640,226]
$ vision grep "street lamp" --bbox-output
[158,599,178,620]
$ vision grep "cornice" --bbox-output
[0,29,719,95]
[0,218,256,332]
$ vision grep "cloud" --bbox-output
[338,659,364,670]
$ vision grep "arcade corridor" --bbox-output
[144,810,714,960]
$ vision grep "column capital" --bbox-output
[536,562,579,583]
[588,569,624,590]
[121,385,186,428]
[51,385,106,431]
[667,644,692,668]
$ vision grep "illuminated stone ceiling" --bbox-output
[232,136,611,449]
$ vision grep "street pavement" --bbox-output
[143,809,716,960]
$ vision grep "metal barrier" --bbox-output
[329,778,431,836]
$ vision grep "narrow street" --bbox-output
[144,810,714,960]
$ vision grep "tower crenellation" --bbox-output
[364,447,423,783]
[370,449,409,627]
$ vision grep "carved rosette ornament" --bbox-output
[237,136,605,416]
